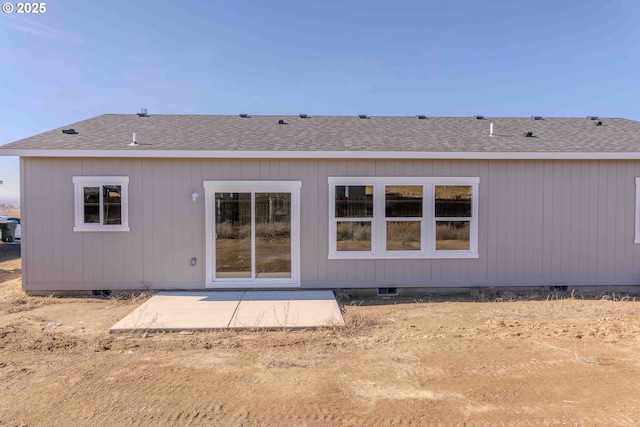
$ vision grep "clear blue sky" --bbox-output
[1,0,639,200]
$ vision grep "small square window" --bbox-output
[73,177,129,232]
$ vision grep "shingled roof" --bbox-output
[2,114,640,158]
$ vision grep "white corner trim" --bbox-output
[635,177,640,244]
[5,148,640,160]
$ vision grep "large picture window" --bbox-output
[329,177,478,259]
[73,176,130,232]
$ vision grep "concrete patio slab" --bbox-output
[110,290,344,332]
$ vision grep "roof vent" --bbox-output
[474,115,484,120]
[594,121,603,126]
[417,115,427,119]
[137,108,149,117]
[278,119,287,125]
[299,114,309,118]
[62,128,78,135]
[587,116,599,120]
[129,132,138,146]
[532,116,543,120]
[358,114,368,119]
[524,131,534,137]
[239,113,250,118]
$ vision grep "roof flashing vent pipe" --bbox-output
[490,122,495,137]
[129,132,138,146]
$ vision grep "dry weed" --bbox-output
[339,310,381,337]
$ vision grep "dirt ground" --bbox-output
[1,249,640,426]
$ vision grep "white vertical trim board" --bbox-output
[635,177,640,244]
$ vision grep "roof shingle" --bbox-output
[2,114,640,153]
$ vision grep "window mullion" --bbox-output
[251,192,256,280]
[98,185,104,225]
[425,183,435,255]
[375,184,385,254]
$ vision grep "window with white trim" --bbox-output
[329,177,478,259]
[434,185,473,253]
[73,176,130,232]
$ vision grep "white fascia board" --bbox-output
[2,149,640,160]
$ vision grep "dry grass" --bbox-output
[2,258,640,426]
[0,209,20,217]
[337,309,382,337]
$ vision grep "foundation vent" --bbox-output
[378,287,398,297]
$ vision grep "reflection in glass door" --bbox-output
[215,193,252,278]
[255,193,291,279]
[214,192,292,280]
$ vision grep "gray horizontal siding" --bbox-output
[21,158,640,291]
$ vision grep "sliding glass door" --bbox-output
[205,181,301,287]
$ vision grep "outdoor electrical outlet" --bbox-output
[191,257,196,266]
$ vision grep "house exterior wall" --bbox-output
[20,157,640,292]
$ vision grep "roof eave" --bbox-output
[0,149,639,160]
